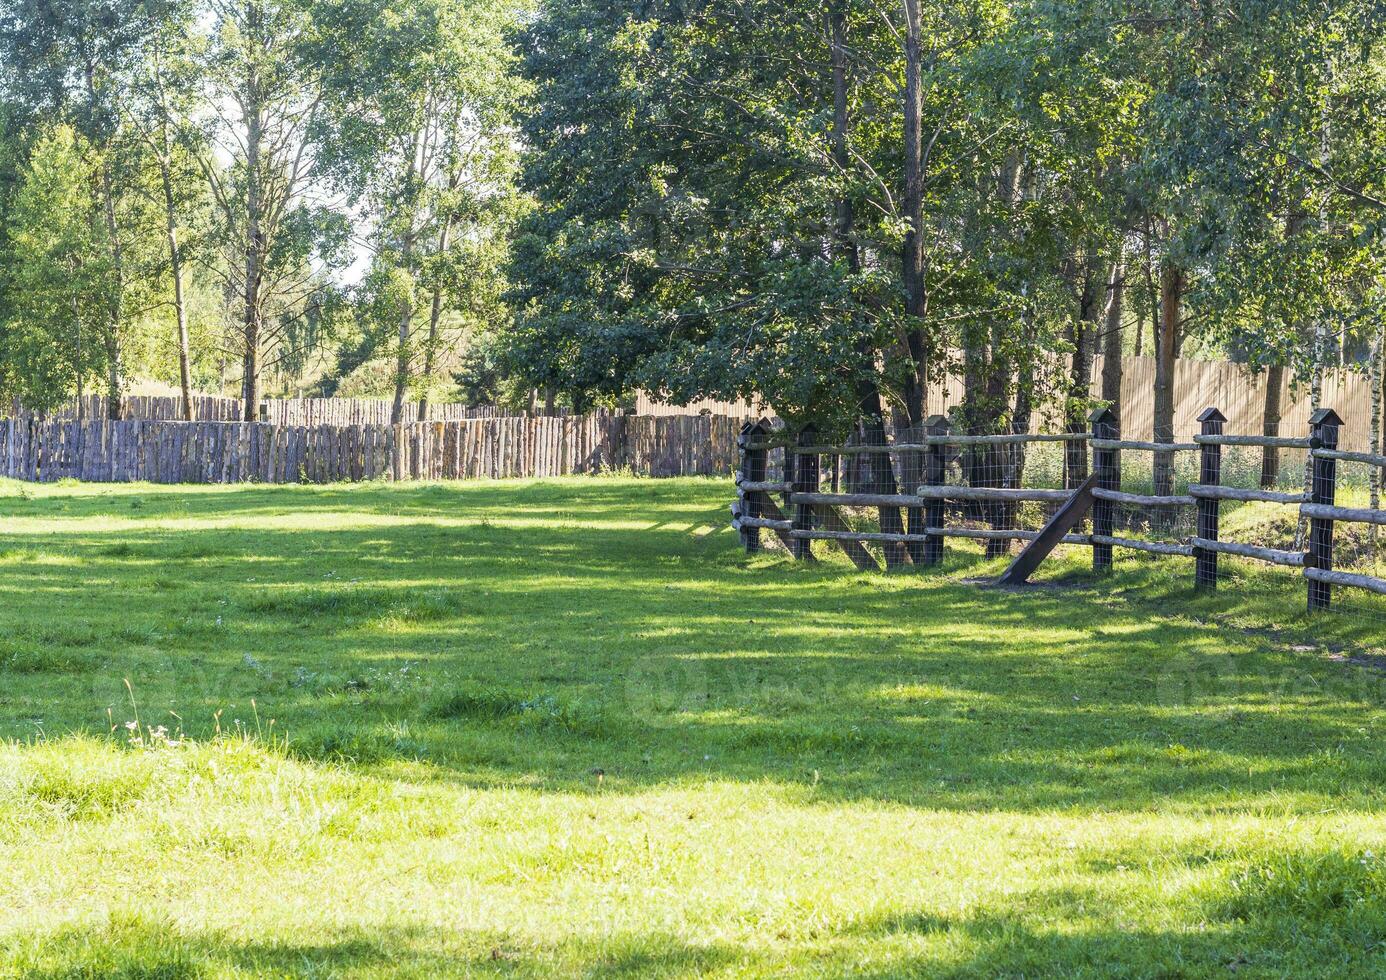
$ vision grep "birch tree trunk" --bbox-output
[160,156,194,421]
[241,90,264,422]
[416,213,455,422]
[87,63,125,420]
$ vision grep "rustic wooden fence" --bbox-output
[259,399,560,425]
[0,413,745,484]
[732,407,1386,612]
[12,394,246,421]
[18,350,1386,447]
[10,394,554,424]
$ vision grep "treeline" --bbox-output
[0,0,525,422]
[1,0,1383,464]
[508,0,1386,491]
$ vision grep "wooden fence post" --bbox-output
[1194,407,1226,589]
[1307,407,1342,611]
[922,414,951,566]
[1090,406,1118,571]
[736,420,768,554]
[792,425,819,561]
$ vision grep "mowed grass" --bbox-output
[3,477,1386,977]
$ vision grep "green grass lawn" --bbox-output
[4,476,1386,978]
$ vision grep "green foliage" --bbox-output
[0,125,113,410]
[510,0,1386,426]
[309,0,528,407]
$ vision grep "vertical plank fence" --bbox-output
[0,413,748,484]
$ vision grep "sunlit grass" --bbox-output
[2,475,1386,976]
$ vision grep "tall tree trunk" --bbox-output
[416,213,455,422]
[1100,250,1125,425]
[1153,258,1181,498]
[1140,218,1161,362]
[1293,318,1329,548]
[1008,348,1034,492]
[1259,364,1285,488]
[900,0,928,425]
[160,158,194,421]
[1309,320,1327,411]
[836,4,906,563]
[99,168,125,421]
[962,151,1025,556]
[391,131,426,425]
[86,62,124,420]
[1064,261,1099,489]
[242,98,264,422]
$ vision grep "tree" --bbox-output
[311,0,525,421]
[0,0,161,416]
[125,0,206,418]
[0,125,113,413]
[196,0,349,418]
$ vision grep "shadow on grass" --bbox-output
[6,915,743,979]
[3,480,1386,815]
[16,873,1381,979]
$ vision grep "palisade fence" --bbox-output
[0,413,746,483]
[645,354,1386,453]
[732,407,1386,613]
[9,394,555,424]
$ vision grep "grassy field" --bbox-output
[3,476,1386,977]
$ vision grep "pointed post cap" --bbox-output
[1309,407,1343,428]
[1087,405,1117,425]
[738,418,770,448]
[1196,407,1226,423]
[924,414,951,435]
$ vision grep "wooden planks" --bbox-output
[0,414,751,485]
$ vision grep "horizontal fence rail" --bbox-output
[0,414,747,484]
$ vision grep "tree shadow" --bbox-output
[2,481,1386,815]
[7,915,743,978]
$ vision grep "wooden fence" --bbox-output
[732,407,1386,613]
[13,394,548,424]
[0,413,745,484]
[15,394,246,421]
[638,355,1386,452]
[258,399,558,425]
[19,354,1383,448]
